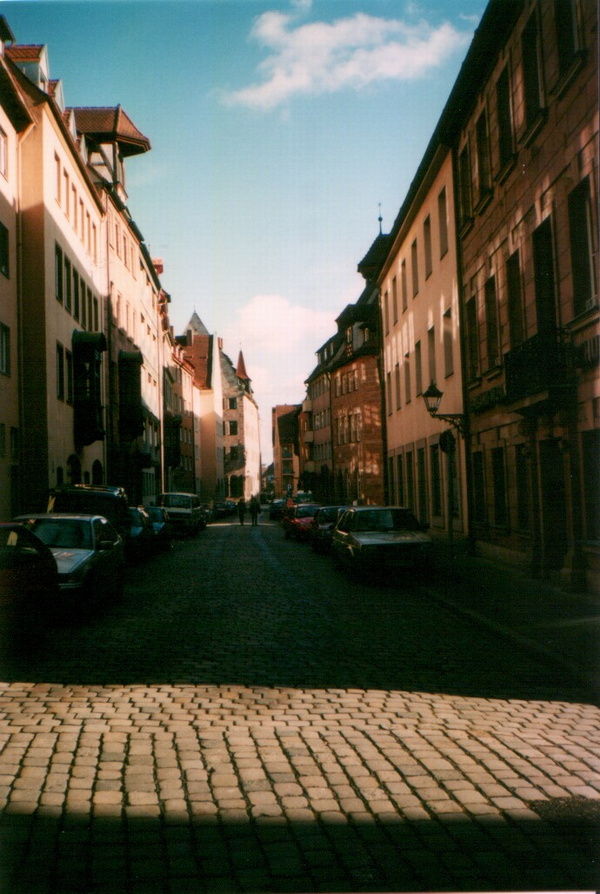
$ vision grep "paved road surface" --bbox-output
[0,519,598,892]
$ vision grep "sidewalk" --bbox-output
[429,545,600,699]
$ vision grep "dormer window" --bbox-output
[364,327,370,344]
[346,326,352,344]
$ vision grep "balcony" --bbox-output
[302,397,313,413]
[504,329,574,407]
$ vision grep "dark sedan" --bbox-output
[309,505,347,552]
[282,503,321,541]
[331,506,433,578]
[14,513,125,606]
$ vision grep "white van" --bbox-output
[156,492,205,535]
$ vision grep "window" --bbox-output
[386,371,392,415]
[396,454,404,505]
[532,217,557,333]
[472,451,486,524]
[438,188,448,258]
[55,244,63,303]
[0,127,7,178]
[93,297,99,331]
[0,322,10,375]
[404,356,411,404]
[72,185,77,228]
[484,276,499,367]
[443,309,453,377]
[80,280,86,328]
[424,216,432,278]
[496,67,514,169]
[475,110,491,200]
[506,250,524,347]
[428,326,436,385]
[405,451,414,510]
[65,350,73,404]
[56,343,65,401]
[73,270,80,320]
[458,145,472,226]
[411,240,419,296]
[582,430,600,540]
[395,363,401,410]
[88,289,93,331]
[401,260,408,312]
[229,397,237,410]
[229,421,238,436]
[65,259,72,313]
[568,177,597,315]
[466,296,479,380]
[63,171,69,215]
[554,0,580,75]
[55,154,61,203]
[522,12,544,130]
[492,446,507,526]
[430,444,442,515]
[415,340,422,396]
[0,222,8,278]
[383,291,389,334]
[0,424,4,457]
[515,444,530,530]
[392,276,398,325]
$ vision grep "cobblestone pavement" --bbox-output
[0,520,598,893]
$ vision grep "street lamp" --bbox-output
[422,382,467,437]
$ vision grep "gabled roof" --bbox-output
[72,105,150,156]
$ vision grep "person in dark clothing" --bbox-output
[238,498,246,525]
[249,496,260,526]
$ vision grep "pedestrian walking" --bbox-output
[238,498,246,525]
[249,496,260,526]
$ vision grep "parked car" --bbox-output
[309,505,347,553]
[268,499,286,520]
[282,503,321,541]
[126,506,155,559]
[331,506,433,578]
[14,513,125,605]
[146,506,173,550]
[156,492,206,535]
[47,484,130,541]
[0,522,59,610]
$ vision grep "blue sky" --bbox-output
[2,0,485,461]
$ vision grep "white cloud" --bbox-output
[223,8,469,110]
[219,293,335,461]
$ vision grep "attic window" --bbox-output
[364,327,370,344]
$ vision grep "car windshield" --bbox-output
[319,507,342,522]
[27,519,93,550]
[160,495,190,508]
[296,505,319,518]
[353,509,421,532]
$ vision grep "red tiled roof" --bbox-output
[72,105,151,156]
[5,44,44,62]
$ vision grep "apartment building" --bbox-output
[328,232,388,506]
[452,0,598,588]
[272,404,300,498]
[5,39,107,513]
[221,348,261,500]
[302,336,336,503]
[0,20,29,520]
[378,144,467,538]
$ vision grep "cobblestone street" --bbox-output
[0,520,598,892]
